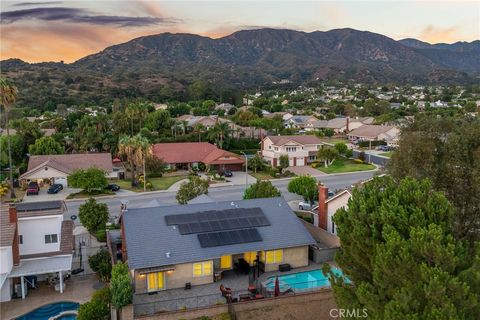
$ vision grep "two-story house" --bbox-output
[260,135,324,167]
[0,201,74,301]
[283,115,318,130]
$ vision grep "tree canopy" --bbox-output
[78,198,109,234]
[243,180,281,199]
[28,136,64,155]
[68,167,108,193]
[110,262,133,309]
[317,147,339,167]
[331,176,480,319]
[176,176,209,204]
[287,175,318,204]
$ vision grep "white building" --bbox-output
[0,201,74,301]
[261,135,324,167]
[314,185,351,235]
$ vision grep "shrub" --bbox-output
[354,159,364,164]
[68,168,108,193]
[176,176,209,204]
[78,287,111,320]
[244,180,281,199]
[357,151,366,162]
[88,249,112,281]
[345,149,353,158]
[111,262,133,309]
[79,198,109,234]
[95,229,106,243]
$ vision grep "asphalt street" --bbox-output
[64,171,377,224]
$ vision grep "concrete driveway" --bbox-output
[223,171,257,186]
[22,187,81,202]
[287,166,326,176]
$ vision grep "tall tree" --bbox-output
[176,176,209,204]
[28,136,64,155]
[118,134,151,187]
[388,116,480,242]
[208,122,232,149]
[317,147,339,167]
[287,175,318,204]
[330,176,479,319]
[0,78,18,198]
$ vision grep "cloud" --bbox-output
[419,25,464,43]
[13,1,63,6]
[1,6,181,27]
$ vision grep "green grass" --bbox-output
[66,190,115,199]
[319,137,349,146]
[316,159,376,174]
[115,176,186,192]
[379,151,393,158]
[249,171,274,180]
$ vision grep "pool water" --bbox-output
[16,301,79,320]
[265,268,347,291]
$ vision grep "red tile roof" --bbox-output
[151,142,244,165]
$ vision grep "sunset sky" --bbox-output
[1,0,479,63]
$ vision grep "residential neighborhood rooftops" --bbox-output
[15,201,66,218]
[265,135,323,146]
[0,206,16,247]
[123,197,316,270]
[347,125,397,138]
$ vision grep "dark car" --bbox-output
[26,182,40,195]
[222,170,233,177]
[105,184,120,192]
[47,183,63,194]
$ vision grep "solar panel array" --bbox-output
[197,228,262,248]
[165,208,270,235]
[16,200,64,212]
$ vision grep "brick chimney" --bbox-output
[318,183,328,230]
[9,205,20,266]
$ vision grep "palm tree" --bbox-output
[0,78,18,199]
[192,123,206,142]
[208,122,232,149]
[118,134,151,187]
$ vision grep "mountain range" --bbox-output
[2,28,479,107]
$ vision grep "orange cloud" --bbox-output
[419,25,463,43]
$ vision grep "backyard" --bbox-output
[315,159,376,174]
[115,176,186,192]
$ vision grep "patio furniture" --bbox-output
[185,282,191,290]
[279,263,292,272]
[214,271,222,282]
[235,258,250,274]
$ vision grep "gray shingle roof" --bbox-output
[123,197,316,270]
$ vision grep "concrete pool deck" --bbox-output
[0,274,102,320]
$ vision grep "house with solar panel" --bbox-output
[118,197,316,296]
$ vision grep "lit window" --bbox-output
[262,249,283,264]
[193,261,213,277]
[147,272,165,292]
[220,255,232,269]
[243,252,257,265]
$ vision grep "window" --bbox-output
[193,261,213,277]
[286,147,296,152]
[45,234,58,244]
[243,252,257,265]
[261,249,283,264]
[332,221,335,234]
[147,272,165,292]
[220,255,232,269]
[274,147,278,151]
[19,235,23,244]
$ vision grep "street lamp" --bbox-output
[241,152,248,189]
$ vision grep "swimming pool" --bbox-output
[264,268,347,292]
[16,301,79,320]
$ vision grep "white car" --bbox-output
[298,201,318,211]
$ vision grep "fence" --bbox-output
[133,279,334,317]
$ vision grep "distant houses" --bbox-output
[347,125,400,146]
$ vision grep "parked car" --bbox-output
[26,182,40,195]
[47,183,63,194]
[222,170,233,177]
[105,184,120,192]
[298,201,318,211]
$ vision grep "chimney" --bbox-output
[346,117,350,133]
[9,205,20,266]
[318,183,328,230]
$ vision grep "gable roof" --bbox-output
[201,149,244,165]
[23,153,113,177]
[151,142,218,164]
[266,135,323,146]
[0,206,16,247]
[347,125,397,138]
[123,197,315,270]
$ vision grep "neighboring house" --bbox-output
[347,125,400,145]
[19,153,115,186]
[118,197,315,295]
[314,185,351,236]
[284,115,318,129]
[151,142,245,171]
[0,201,74,301]
[306,117,373,133]
[261,135,324,167]
[264,112,293,121]
[215,103,236,113]
[0,128,57,137]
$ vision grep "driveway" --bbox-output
[22,187,81,202]
[287,166,326,176]
[223,171,257,186]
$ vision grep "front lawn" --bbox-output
[66,190,115,199]
[379,151,393,158]
[319,137,349,145]
[115,176,186,192]
[249,171,274,180]
[316,159,376,174]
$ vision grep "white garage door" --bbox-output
[54,177,68,187]
[297,157,305,166]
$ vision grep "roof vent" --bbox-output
[166,252,171,258]
[230,202,235,206]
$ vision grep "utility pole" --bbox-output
[241,152,248,188]
[143,155,146,192]
[368,140,372,164]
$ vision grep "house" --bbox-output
[19,153,115,186]
[215,103,236,113]
[0,128,57,137]
[315,185,351,235]
[264,112,293,121]
[0,201,74,301]
[151,142,245,171]
[118,197,315,295]
[347,125,400,145]
[306,117,374,133]
[261,135,324,167]
[284,115,318,129]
